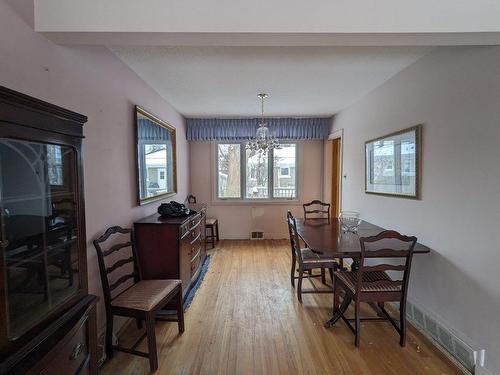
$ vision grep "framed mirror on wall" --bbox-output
[135,106,177,205]
[365,124,422,199]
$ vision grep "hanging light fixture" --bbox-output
[246,93,280,153]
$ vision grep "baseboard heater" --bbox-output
[404,301,486,374]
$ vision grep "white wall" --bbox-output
[0,0,190,332]
[189,141,324,239]
[332,46,500,373]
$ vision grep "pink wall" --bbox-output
[0,0,190,332]
[189,140,325,239]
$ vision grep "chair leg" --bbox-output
[328,267,334,283]
[321,268,326,285]
[210,226,215,248]
[145,312,159,372]
[333,282,339,314]
[354,300,361,347]
[176,287,185,334]
[215,221,220,242]
[290,253,297,287]
[105,313,114,360]
[400,299,407,347]
[297,267,304,303]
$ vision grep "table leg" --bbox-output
[324,292,352,328]
[324,258,359,328]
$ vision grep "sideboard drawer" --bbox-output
[191,254,201,274]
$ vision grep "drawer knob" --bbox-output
[70,342,84,360]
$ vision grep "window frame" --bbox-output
[214,141,299,203]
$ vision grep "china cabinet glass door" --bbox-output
[0,138,80,339]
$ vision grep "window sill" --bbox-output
[211,199,301,206]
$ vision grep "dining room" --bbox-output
[1,2,499,374]
[101,45,499,374]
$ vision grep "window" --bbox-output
[279,167,290,177]
[246,149,269,198]
[216,142,297,200]
[273,145,297,198]
[47,144,63,186]
[217,143,241,198]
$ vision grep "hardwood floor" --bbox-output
[102,240,461,375]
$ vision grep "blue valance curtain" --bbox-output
[137,118,171,141]
[186,117,331,141]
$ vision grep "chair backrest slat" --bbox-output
[102,241,133,257]
[364,249,411,258]
[95,225,131,243]
[357,230,417,295]
[106,256,135,274]
[303,200,330,222]
[93,226,141,306]
[363,264,406,272]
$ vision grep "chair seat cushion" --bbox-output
[206,218,217,226]
[112,279,181,311]
[335,271,402,293]
[300,248,336,265]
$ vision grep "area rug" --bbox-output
[183,254,211,310]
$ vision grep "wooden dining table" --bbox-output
[295,218,430,327]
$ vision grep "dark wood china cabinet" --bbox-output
[0,86,97,374]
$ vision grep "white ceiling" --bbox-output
[111,46,432,117]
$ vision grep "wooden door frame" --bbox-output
[328,129,343,217]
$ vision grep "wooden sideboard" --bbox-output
[134,209,206,300]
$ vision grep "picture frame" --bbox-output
[365,125,422,199]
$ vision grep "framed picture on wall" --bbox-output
[365,125,422,199]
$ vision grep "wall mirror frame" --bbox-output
[135,105,177,205]
[365,124,422,199]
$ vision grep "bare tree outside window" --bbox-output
[217,144,241,198]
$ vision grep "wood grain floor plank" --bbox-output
[102,240,462,375]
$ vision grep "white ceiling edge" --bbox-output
[41,32,500,47]
[34,0,500,34]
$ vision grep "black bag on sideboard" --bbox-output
[157,201,193,218]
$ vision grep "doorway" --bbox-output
[330,138,341,217]
[323,136,342,218]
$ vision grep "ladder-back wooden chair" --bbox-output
[333,230,416,347]
[94,226,184,372]
[287,211,337,303]
[187,194,219,249]
[303,200,331,223]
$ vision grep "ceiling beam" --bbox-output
[35,0,500,46]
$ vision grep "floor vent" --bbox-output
[405,301,484,374]
[250,231,264,240]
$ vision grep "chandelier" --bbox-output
[246,93,280,153]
